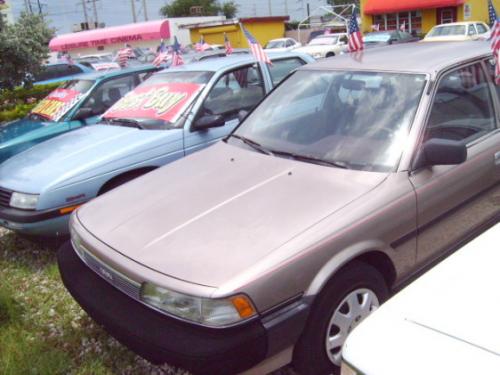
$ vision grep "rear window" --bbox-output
[34,64,83,82]
[428,25,466,37]
[140,71,214,87]
[268,58,305,85]
[60,79,95,94]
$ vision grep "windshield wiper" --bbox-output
[271,150,348,169]
[230,134,274,155]
[103,118,143,129]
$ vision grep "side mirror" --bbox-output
[238,110,249,122]
[72,107,95,121]
[413,138,467,170]
[193,114,225,130]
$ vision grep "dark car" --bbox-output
[363,30,420,49]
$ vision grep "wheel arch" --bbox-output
[97,166,157,195]
[305,242,397,299]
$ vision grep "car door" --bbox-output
[410,61,500,266]
[183,64,267,155]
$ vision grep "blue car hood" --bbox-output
[0,118,51,144]
[0,124,181,193]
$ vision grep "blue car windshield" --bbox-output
[232,70,426,172]
[60,79,95,94]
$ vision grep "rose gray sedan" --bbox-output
[58,41,500,375]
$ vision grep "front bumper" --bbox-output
[0,207,70,236]
[57,241,310,374]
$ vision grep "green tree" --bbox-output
[220,1,238,18]
[160,0,238,18]
[160,0,220,17]
[0,12,54,89]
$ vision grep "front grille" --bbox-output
[72,240,141,300]
[0,187,12,208]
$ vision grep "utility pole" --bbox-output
[268,0,272,16]
[92,0,98,24]
[142,0,148,21]
[82,0,89,25]
[130,0,137,23]
[284,0,288,15]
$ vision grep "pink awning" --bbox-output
[364,0,466,14]
[49,20,170,51]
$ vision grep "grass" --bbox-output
[0,228,295,375]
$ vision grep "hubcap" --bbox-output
[325,288,379,366]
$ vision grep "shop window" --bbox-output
[372,11,422,34]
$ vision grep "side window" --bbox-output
[425,63,496,143]
[81,75,135,115]
[339,35,348,44]
[468,25,477,36]
[67,65,83,75]
[200,65,265,122]
[476,23,488,34]
[268,58,306,86]
[285,39,294,47]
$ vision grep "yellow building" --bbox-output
[182,17,289,48]
[360,0,500,35]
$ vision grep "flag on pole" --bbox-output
[171,36,184,66]
[116,45,135,68]
[371,24,380,31]
[489,1,500,83]
[489,0,497,27]
[195,35,211,52]
[224,32,233,55]
[400,21,406,32]
[241,24,271,64]
[152,51,169,67]
[347,11,363,52]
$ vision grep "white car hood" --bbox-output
[343,224,500,375]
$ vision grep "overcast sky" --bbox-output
[8,0,328,34]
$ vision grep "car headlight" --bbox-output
[140,282,256,327]
[341,360,361,375]
[10,192,39,210]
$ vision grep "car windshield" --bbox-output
[309,36,338,45]
[364,32,391,43]
[28,79,95,121]
[102,71,213,129]
[427,25,466,37]
[266,40,286,49]
[232,70,426,172]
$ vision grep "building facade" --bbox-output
[360,0,500,35]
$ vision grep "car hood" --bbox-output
[295,45,334,54]
[0,124,180,193]
[0,117,51,145]
[344,224,500,375]
[78,141,387,288]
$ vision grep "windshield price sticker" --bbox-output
[103,83,204,123]
[31,88,82,121]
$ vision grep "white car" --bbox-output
[341,223,500,375]
[423,21,490,42]
[264,37,302,52]
[295,33,348,59]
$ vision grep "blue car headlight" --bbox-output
[10,192,39,210]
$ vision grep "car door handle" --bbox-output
[495,151,500,165]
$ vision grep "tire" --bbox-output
[293,261,389,375]
[325,52,335,58]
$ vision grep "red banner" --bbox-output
[31,88,82,121]
[104,83,204,123]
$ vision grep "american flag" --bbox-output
[241,24,271,64]
[116,47,135,68]
[152,51,169,67]
[489,0,497,27]
[347,11,363,52]
[171,36,184,66]
[195,35,211,52]
[371,24,380,31]
[224,32,233,55]
[490,1,500,83]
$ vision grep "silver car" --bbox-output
[58,41,500,375]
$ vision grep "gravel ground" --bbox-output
[0,227,296,375]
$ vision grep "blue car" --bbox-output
[0,52,314,236]
[0,65,159,164]
[33,63,94,86]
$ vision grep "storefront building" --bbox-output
[360,0,500,35]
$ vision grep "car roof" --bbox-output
[165,51,310,72]
[71,65,157,81]
[302,41,491,76]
